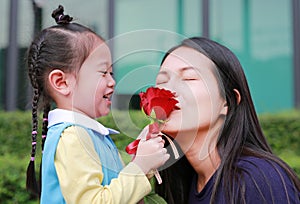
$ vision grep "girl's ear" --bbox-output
[48,69,73,96]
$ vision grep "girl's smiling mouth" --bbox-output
[103,92,113,101]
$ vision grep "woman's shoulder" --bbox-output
[236,156,300,203]
[236,155,290,184]
[237,155,281,172]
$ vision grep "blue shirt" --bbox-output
[189,156,300,203]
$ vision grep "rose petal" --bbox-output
[140,87,178,120]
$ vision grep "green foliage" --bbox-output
[143,192,167,204]
[0,154,37,204]
[259,110,300,175]
[0,110,299,203]
[259,110,300,154]
[0,111,32,157]
[279,150,300,176]
[143,178,167,204]
[99,109,150,154]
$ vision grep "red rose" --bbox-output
[139,87,178,121]
[125,87,179,184]
[126,87,178,155]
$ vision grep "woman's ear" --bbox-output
[48,69,73,96]
[220,101,228,116]
[233,89,241,105]
[220,89,241,116]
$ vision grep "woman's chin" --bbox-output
[161,127,178,139]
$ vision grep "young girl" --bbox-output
[26,5,169,203]
[154,37,300,203]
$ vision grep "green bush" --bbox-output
[0,110,299,203]
[0,154,37,204]
[0,111,32,157]
[259,110,300,175]
[259,110,300,154]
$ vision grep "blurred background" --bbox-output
[0,1,299,203]
[0,0,299,113]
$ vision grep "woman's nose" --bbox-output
[157,83,177,96]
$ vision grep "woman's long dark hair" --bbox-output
[155,37,300,203]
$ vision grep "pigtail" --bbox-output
[26,87,40,196]
[41,103,50,152]
[38,102,50,192]
[26,37,43,196]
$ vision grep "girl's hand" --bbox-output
[136,125,149,140]
[132,136,170,174]
[137,124,162,140]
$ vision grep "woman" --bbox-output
[155,37,300,203]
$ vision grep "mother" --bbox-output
[154,37,300,204]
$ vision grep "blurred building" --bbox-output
[0,0,299,113]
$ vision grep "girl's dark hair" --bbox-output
[26,5,103,197]
[155,37,300,203]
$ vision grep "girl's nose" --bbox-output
[107,74,116,87]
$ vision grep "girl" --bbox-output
[26,5,169,204]
[154,37,300,203]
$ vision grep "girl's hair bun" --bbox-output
[51,5,73,25]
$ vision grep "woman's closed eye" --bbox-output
[181,69,200,81]
[182,75,198,81]
[156,77,168,85]
[156,72,169,85]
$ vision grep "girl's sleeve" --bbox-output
[54,126,151,204]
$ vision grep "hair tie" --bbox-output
[58,14,63,21]
[32,142,37,145]
[52,5,73,24]
[32,130,37,135]
[43,118,48,122]
[42,135,46,139]
[30,157,35,161]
